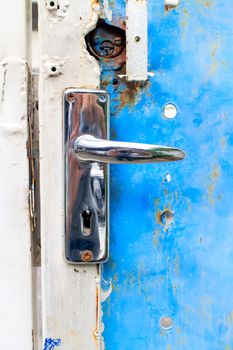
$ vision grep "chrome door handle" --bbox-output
[64,89,185,264]
[73,135,185,164]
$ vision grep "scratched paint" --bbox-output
[99,0,233,349]
[43,338,61,350]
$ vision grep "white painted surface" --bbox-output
[0,1,32,349]
[38,1,101,349]
[165,0,180,7]
[126,0,148,81]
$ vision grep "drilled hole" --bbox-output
[160,210,174,226]
[51,66,57,72]
[112,78,118,86]
[50,1,55,7]
[160,316,174,330]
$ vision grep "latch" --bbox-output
[64,89,185,264]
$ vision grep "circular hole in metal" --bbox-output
[160,210,174,226]
[85,20,126,60]
[51,66,57,72]
[112,78,118,86]
[50,1,55,7]
[163,103,177,119]
[160,316,174,330]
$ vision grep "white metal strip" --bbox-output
[126,0,148,81]
[0,1,33,349]
[38,1,101,349]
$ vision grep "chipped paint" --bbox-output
[165,0,180,11]
[45,0,70,22]
[43,338,61,350]
[102,0,112,21]
[207,164,220,205]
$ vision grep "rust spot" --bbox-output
[119,80,150,110]
[91,0,100,6]
[196,0,214,8]
[165,3,179,11]
[165,5,175,11]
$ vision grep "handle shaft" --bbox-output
[73,135,185,164]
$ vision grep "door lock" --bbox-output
[64,89,185,264]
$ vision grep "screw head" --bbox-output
[81,250,93,262]
[66,92,76,103]
[98,94,107,103]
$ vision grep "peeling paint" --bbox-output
[207,164,220,205]
[102,0,112,21]
[165,0,180,11]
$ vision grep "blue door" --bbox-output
[98,1,233,349]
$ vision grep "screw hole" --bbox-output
[135,36,141,42]
[160,316,174,330]
[50,1,55,7]
[51,66,57,72]
[160,210,174,226]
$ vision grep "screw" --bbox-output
[98,94,107,103]
[66,92,76,103]
[81,250,93,262]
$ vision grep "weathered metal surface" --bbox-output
[100,0,233,349]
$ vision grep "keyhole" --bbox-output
[82,209,92,235]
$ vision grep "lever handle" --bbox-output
[73,134,185,164]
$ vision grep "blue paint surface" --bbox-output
[43,338,61,350]
[101,0,233,349]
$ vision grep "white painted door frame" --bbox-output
[38,2,102,349]
[0,1,33,349]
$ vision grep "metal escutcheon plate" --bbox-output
[64,89,109,264]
